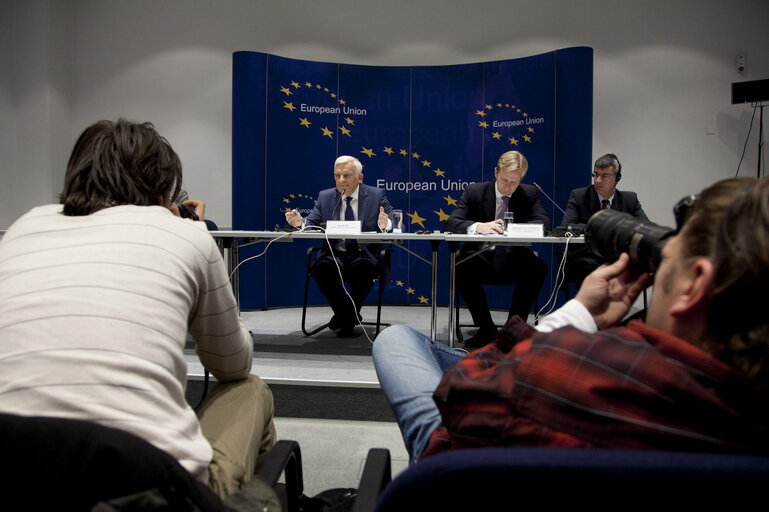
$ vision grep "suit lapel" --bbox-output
[357,184,368,224]
[612,191,623,211]
[331,189,343,221]
[484,182,497,220]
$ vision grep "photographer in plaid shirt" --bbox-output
[374,177,769,464]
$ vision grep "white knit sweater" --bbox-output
[0,204,253,481]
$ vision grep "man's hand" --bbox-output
[378,206,389,231]
[183,200,205,221]
[285,208,303,228]
[575,253,653,329]
[475,219,504,234]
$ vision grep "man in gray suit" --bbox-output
[560,153,649,287]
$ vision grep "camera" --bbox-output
[585,210,675,273]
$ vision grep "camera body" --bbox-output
[585,210,675,273]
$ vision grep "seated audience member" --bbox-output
[445,150,551,347]
[0,120,275,497]
[560,153,649,287]
[285,155,393,337]
[374,177,769,465]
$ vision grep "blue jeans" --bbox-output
[372,325,466,464]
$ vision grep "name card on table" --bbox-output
[326,220,362,235]
[506,223,544,237]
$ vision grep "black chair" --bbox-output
[0,412,274,511]
[301,246,392,336]
[353,446,769,511]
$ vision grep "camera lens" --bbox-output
[585,210,675,273]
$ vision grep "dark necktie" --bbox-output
[345,196,355,221]
[601,199,609,210]
[344,196,356,251]
[497,196,510,219]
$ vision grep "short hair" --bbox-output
[678,177,769,385]
[496,151,528,178]
[60,119,182,216]
[594,153,619,171]
[335,155,362,175]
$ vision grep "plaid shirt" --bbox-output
[422,317,769,459]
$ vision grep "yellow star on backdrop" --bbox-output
[283,198,290,203]
[399,149,408,156]
[383,147,394,155]
[418,296,429,304]
[321,126,333,138]
[523,135,532,143]
[412,152,420,159]
[290,194,295,198]
[516,108,521,113]
[316,84,322,89]
[283,101,296,112]
[478,121,489,128]
[405,287,415,295]
[421,159,431,167]
[497,103,502,107]
[485,104,493,110]
[395,280,404,287]
[523,112,528,117]
[290,81,300,89]
[492,131,501,139]
[339,99,346,105]
[476,109,486,117]
[433,208,450,221]
[407,210,427,229]
[345,117,355,125]
[361,147,376,158]
[305,82,313,87]
[299,117,311,128]
[340,126,351,137]
[433,168,445,177]
[330,93,336,98]
[280,86,292,96]
[528,127,535,133]
[444,195,458,206]
[324,87,329,92]
[509,137,519,146]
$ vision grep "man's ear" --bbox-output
[358,172,364,183]
[670,258,713,317]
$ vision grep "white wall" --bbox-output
[2,0,768,228]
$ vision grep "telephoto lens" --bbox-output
[585,210,675,273]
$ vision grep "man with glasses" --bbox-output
[285,155,393,337]
[559,153,649,287]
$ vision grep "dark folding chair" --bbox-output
[301,246,392,336]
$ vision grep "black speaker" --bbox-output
[731,79,769,104]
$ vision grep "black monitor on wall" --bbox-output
[732,79,769,104]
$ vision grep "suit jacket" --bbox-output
[306,183,393,262]
[560,185,648,227]
[445,181,551,235]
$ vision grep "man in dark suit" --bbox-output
[286,156,393,337]
[446,151,551,347]
[560,153,649,287]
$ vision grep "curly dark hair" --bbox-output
[679,177,769,385]
[60,119,182,216]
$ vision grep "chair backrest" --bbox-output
[0,413,227,510]
[374,447,769,510]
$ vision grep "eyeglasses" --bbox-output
[591,172,616,180]
[673,194,698,232]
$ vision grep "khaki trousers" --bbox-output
[196,374,277,498]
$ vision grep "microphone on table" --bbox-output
[533,182,583,237]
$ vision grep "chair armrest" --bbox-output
[306,246,321,269]
[256,440,304,512]
[352,448,392,512]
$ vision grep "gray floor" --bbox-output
[185,297,646,496]
[186,303,514,496]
